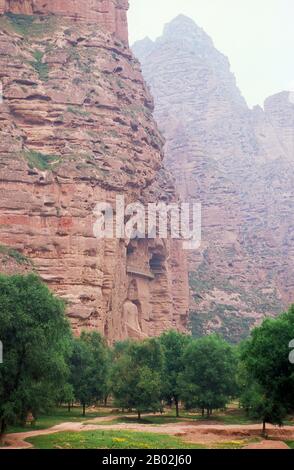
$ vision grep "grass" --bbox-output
[162,408,259,425]
[100,416,181,426]
[87,407,260,427]
[0,245,32,266]
[211,412,259,425]
[5,13,54,37]
[5,12,35,35]
[285,441,294,448]
[8,405,289,433]
[29,50,49,81]
[94,410,294,429]
[214,438,260,449]
[67,106,90,117]
[26,430,205,449]
[6,407,111,434]
[7,406,291,449]
[284,420,294,426]
[24,150,60,171]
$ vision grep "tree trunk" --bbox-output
[68,402,71,413]
[262,419,266,436]
[202,408,204,417]
[138,410,141,420]
[104,396,108,407]
[82,403,86,417]
[175,398,179,418]
[0,419,6,437]
[207,409,210,418]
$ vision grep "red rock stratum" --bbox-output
[0,5,189,341]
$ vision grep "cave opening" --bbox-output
[127,243,135,256]
[149,253,165,274]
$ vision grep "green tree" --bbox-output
[159,330,190,417]
[70,331,109,416]
[0,274,72,435]
[111,338,163,419]
[111,339,133,360]
[241,381,286,435]
[240,305,294,434]
[56,383,75,412]
[180,335,237,417]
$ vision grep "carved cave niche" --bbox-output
[149,252,165,275]
[123,278,143,334]
[128,279,143,329]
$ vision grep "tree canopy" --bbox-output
[1,270,293,437]
[159,330,190,416]
[111,338,163,419]
[0,274,72,433]
[70,331,109,416]
[239,305,294,433]
[180,334,237,416]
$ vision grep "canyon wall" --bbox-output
[133,15,294,342]
[0,0,129,44]
[0,8,189,341]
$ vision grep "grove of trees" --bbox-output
[70,332,110,416]
[239,305,294,434]
[179,335,238,417]
[0,274,72,434]
[0,273,294,435]
[111,338,163,419]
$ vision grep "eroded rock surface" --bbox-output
[133,15,294,341]
[0,8,189,341]
[0,0,129,43]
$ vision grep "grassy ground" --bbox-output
[95,409,260,427]
[26,430,205,449]
[7,405,294,435]
[282,419,294,426]
[213,439,261,449]
[91,415,181,426]
[285,441,294,448]
[6,406,291,449]
[6,407,112,434]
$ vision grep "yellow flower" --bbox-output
[224,440,244,446]
[137,443,152,448]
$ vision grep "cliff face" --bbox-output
[0,8,189,341]
[133,15,294,342]
[0,0,129,43]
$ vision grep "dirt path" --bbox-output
[244,440,290,449]
[1,415,123,450]
[2,418,294,450]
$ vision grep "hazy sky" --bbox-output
[128,0,294,107]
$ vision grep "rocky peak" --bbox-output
[135,16,247,114]
[161,14,213,47]
[264,91,294,124]
[132,36,154,61]
[263,91,294,161]
[134,15,294,342]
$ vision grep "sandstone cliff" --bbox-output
[133,15,294,342]
[0,0,129,43]
[0,7,189,341]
